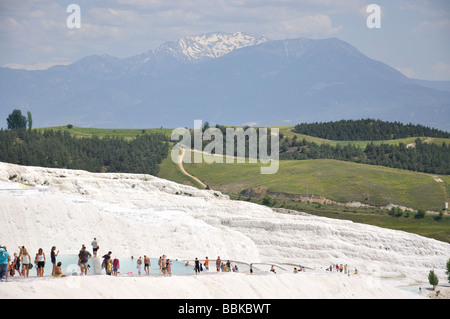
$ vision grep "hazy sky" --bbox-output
[1,0,449,80]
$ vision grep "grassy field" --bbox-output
[40,126,173,139]
[45,125,450,148]
[277,126,450,148]
[181,153,448,212]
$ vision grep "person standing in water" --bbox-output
[194,258,201,275]
[50,246,59,276]
[161,255,167,276]
[102,251,112,271]
[0,246,11,281]
[106,259,113,276]
[36,248,46,277]
[270,265,276,274]
[216,256,221,272]
[144,255,151,276]
[112,257,120,276]
[20,248,31,278]
[137,256,143,276]
[12,253,21,277]
[166,259,172,277]
[78,245,91,276]
[158,256,162,274]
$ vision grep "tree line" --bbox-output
[280,136,450,175]
[293,119,450,141]
[182,121,449,174]
[6,109,33,130]
[0,129,169,176]
[183,122,277,158]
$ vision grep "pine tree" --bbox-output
[27,111,33,130]
[446,259,450,283]
[428,269,439,290]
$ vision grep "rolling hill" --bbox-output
[3,125,447,241]
[31,125,449,215]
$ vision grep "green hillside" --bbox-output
[180,153,447,211]
[38,126,449,212]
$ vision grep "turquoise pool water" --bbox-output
[106,257,195,276]
[14,255,195,277]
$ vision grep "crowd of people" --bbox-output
[1,239,346,281]
[77,241,185,277]
[326,263,358,275]
[190,256,241,275]
[0,244,66,281]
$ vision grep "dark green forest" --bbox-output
[185,121,450,175]
[1,118,448,176]
[280,137,450,175]
[293,119,450,141]
[0,129,169,176]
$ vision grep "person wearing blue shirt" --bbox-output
[0,246,11,282]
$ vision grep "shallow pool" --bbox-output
[13,255,196,277]
[398,285,423,295]
[108,257,195,276]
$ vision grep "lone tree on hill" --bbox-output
[27,111,33,130]
[428,269,439,290]
[7,109,28,130]
[446,259,450,283]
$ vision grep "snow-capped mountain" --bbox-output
[161,32,267,62]
[1,32,450,130]
[111,31,265,77]
[123,32,266,74]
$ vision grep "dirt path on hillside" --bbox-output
[176,148,249,189]
[431,175,449,209]
[177,148,207,189]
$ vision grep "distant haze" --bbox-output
[0,32,449,130]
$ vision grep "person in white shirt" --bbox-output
[91,238,99,257]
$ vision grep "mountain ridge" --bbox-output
[0,32,449,130]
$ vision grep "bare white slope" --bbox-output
[0,162,448,298]
[1,272,423,299]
